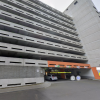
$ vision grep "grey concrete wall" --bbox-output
[0,30,84,54]
[64,0,100,67]
[0,42,87,61]
[0,19,81,47]
[0,66,44,79]
[74,69,94,79]
[0,10,77,41]
[0,0,93,87]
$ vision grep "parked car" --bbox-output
[45,74,58,81]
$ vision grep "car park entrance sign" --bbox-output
[70,76,75,81]
[76,76,81,81]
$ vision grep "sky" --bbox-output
[40,0,100,12]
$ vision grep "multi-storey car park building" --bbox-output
[0,0,99,88]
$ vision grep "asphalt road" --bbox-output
[0,80,100,100]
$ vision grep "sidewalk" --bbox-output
[0,82,51,93]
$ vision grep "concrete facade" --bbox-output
[64,0,100,67]
[0,0,99,88]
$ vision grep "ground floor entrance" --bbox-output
[44,61,94,81]
[44,67,93,81]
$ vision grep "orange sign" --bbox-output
[48,61,91,69]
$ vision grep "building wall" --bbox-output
[0,66,44,79]
[0,0,88,88]
[64,0,100,67]
[0,0,97,88]
[0,65,45,88]
[74,69,94,79]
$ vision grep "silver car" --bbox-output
[45,74,58,81]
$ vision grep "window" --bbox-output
[96,11,99,14]
[93,6,96,9]
[66,9,68,11]
[74,1,78,5]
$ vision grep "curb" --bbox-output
[0,82,51,93]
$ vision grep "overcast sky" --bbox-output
[40,0,100,12]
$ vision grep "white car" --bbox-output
[45,74,58,81]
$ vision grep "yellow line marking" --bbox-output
[50,72,71,73]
